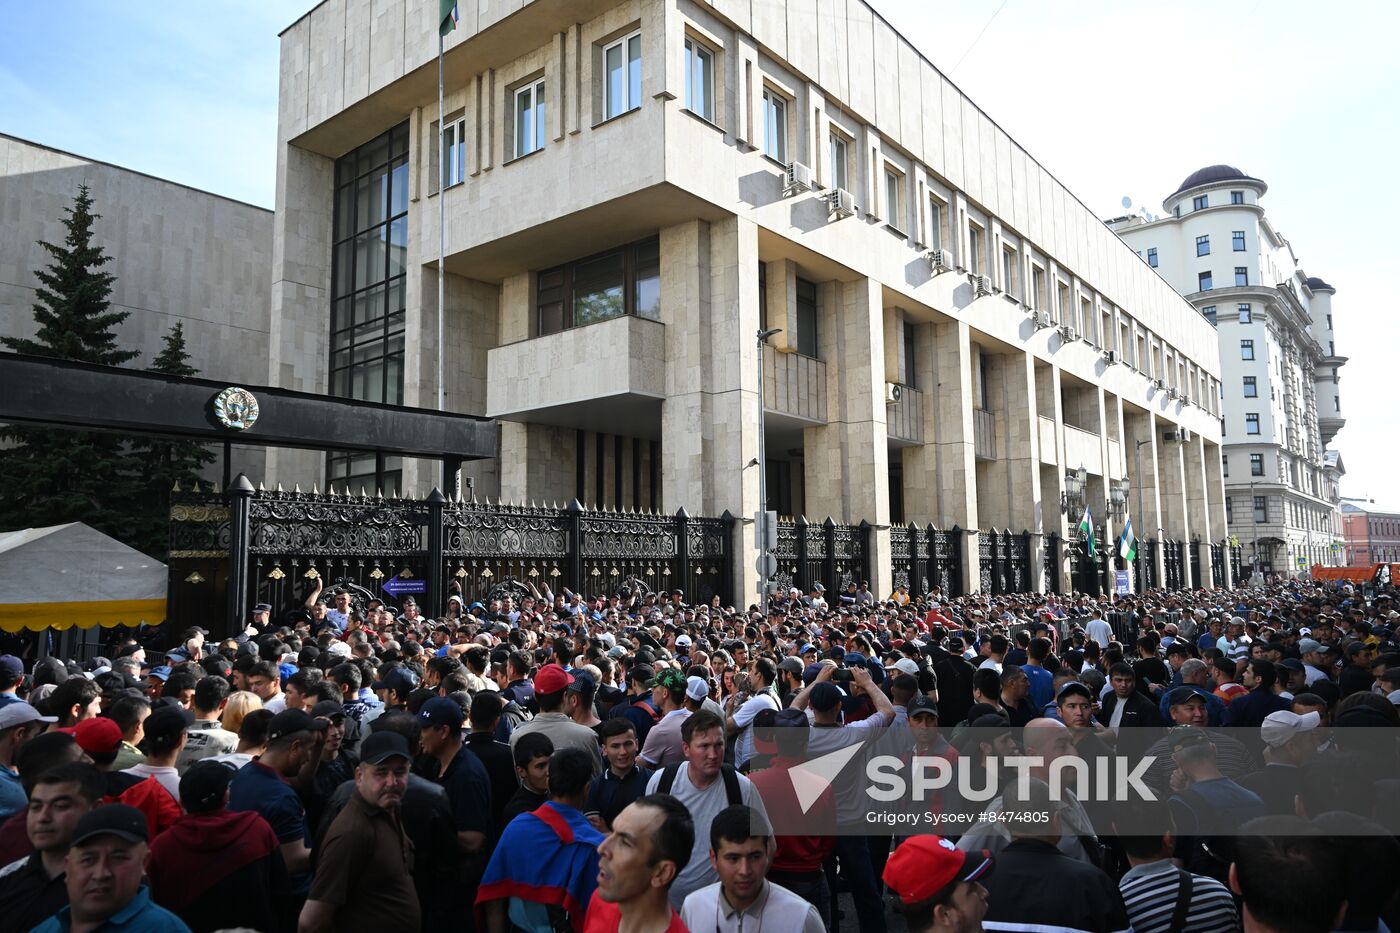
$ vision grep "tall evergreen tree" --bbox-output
[0,186,143,545]
[129,323,217,558]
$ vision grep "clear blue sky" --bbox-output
[3,1,1395,506]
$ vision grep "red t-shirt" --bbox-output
[746,757,836,873]
[584,892,688,933]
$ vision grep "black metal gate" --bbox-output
[1210,543,1224,589]
[1230,545,1243,585]
[1134,539,1160,592]
[773,517,870,596]
[978,529,1032,595]
[1068,528,1105,596]
[1044,532,1061,595]
[1189,539,1202,590]
[1163,540,1184,591]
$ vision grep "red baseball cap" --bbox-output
[59,717,123,756]
[883,836,993,906]
[533,663,574,695]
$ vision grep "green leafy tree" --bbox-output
[0,186,143,545]
[129,322,217,558]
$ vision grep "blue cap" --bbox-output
[372,667,420,695]
[800,644,816,655]
[148,666,172,682]
[810,682,843,713]
[418,696,465,728]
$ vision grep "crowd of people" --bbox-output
[0,574,1397,933]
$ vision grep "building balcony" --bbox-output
[1063,423,1104,476]
[1038,415,1058,466]
[1318,414,1346,447]
[485,315,666,432]
[887,385,925,445]
[762,346,827,424]
[973,408,997,461]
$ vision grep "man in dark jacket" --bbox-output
[927,639,976,728]
[1222,659,1289,729]
[978,778,1131,933]
[147,761,290,933]
[1096,663,1163,759]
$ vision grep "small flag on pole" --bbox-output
[1118,518,1137,562]
[1078,507,1096,559]
[439,0,458,36]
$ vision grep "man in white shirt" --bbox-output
[121,705,190,799]
[1085,610,1114,649]
[1297,638,1330,686]
[644,711,771,909]
[724,659,779,770]
[681,804,823,933]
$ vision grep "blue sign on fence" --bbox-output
[382,577,428,597]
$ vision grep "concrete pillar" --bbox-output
[660,217,762,603]
[1205,441,1231,586]
[930,319,979,593]
[1131,412,1166,588]
[1186,433,1214,587]
[1004,350,1044,591]
[803,276,891,596]
[901,322,939,525]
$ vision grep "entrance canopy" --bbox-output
[0,523,166,632]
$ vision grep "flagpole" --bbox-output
[436,29,446,422]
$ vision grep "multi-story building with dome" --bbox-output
[1110,166,1345,578]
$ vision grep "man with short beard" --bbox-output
[0,763,102,930]
[300,731,420,932]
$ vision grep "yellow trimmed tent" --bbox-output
[0,524,166,634]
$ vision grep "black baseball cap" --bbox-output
[907,695,940,719]
[311,700,346,721]
[1055,681,1094,703]
[266,708,330,742]
[360,730,412,765]
[417,696,465,729]
[143,706,195,743]
[70,804,148,848]
[180,760,236,813]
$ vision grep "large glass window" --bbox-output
[1232,230,1246,251]
[1196,234,1210,256]
[884,167,903,230]
[1193,194,1208,211]
[1146,247,1157,268]
[1246,413,1261,434]
[604,32,642,119]
[1254,496,1267,522]
[329,123,409,492]
[683,37,714,122]
[1243,375,1258,397]
[762,88,787,162]
[1235,266,1249,286]
[1240,339,1254,360]
[1251,453,1264,475]
[1231,190,1245,205]
[1203,305,1217,325]
[1198,270,1213,291]
[442,118,466,188]
[535,237,661,335]
[1238,303,1252,323]
[514,80,546,158]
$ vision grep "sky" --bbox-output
[2,1,1396,506]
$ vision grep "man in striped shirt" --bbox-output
[1116,799,1239,933]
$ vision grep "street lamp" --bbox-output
[1059,466,1088,516]
[756,327,782,616]
[1109,479,1130,524]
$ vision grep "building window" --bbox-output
[1335,396,1341,412]
[902,321,916,388]
[1002,248,1018,298]
[884,167,903,231]
[1231,190,1245,205]
[441,118,466,188]
[1232,230,1246,251]
[535,236,660,335]
[1251,453,1264,476]
[1238,303,1251,323]
[1196,234,1210,256]
[927,196,946,250]
[1235,266,1249,286]
[1329,340,1335,356]
[603,31,642,119]
[1203,305,1217,325]
[1246,413,1260,434]
[1254,496,1267,522]
[1243,375,1258,397]
[1032,265,1046,311]
[1223,455,1229,477]
[795,277,818,358]
[829,132,849,191]
[1326,313,1332,330]
[1240,339,1254,360]
[513,79,546,158]
[1192,195,1208,211]
[761,88,787,162]
[1146,247,1158,268]
[1226,498,1234,524]
[683,37,715,122]
[1198,270,1213,291]
[758,262,767,331]
[968,223,984,274]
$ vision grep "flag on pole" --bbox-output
[1118,518,1137,562]
[439,0,458,36]
[1078,507,1096,559]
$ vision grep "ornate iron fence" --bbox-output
[1189,539,1203,589]
[888,523,963,597]
[169,480,733,635]
[1067,527,1106,595]
[1163,540,1185,591]
[1044,532,1061,594]
[1230,545,1243,584]
[1210,543,1225,588]
[773,517,870,595]
[978,529,1033,595]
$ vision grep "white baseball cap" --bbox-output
[1260,710,1321,749]
[888,658,921,676]
[675,634,692,648]
[685,676,710,702]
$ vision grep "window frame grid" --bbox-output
[683,36,716,123]
[603,30,643,120]
[513,79,547,159]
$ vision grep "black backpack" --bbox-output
[657,761,743,806]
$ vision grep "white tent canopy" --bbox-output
[0,523,166,632]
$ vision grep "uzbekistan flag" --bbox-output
[439,0,458,36]
[1118,518,1137,562]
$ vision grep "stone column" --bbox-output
[931,319,979,593]
[659,217,763,603]
[803,277,891,596]
[1003,351,1045,591]
[1205,441,1231,586]
[1186,432,1214,587]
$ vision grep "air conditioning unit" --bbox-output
[1057,324,1077,342]
[1033,311,1053,329]
[824,187,856,220]
[783,160,814,196]
[973,275,993,298]
[1167,387,1180,400]
[1162,428,1193,443]
[1104,350,1118,364]
[927,248,955,275]
[885,382,904,404]
[1152,378,1166,390]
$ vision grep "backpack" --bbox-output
[657,762,742,806]
[501,699,534,733]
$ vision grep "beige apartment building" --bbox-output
[270,0,1227,599]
